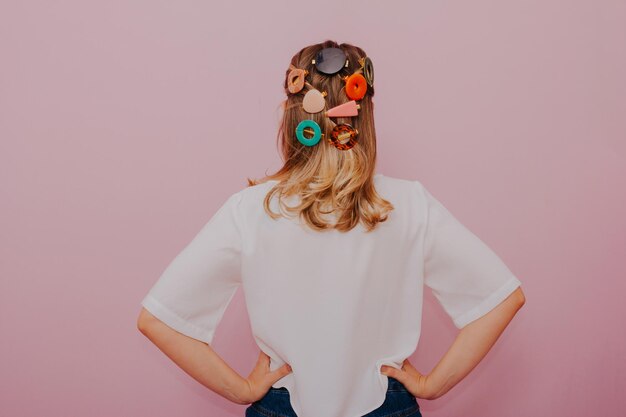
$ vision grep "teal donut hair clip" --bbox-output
[295,119,323,146]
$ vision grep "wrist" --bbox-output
[229,376,253,405]
[423,374,441,400]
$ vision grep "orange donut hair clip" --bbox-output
[344,73,367,101]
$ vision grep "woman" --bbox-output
[137,40,526,417]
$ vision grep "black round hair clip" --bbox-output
[312,47,349,75]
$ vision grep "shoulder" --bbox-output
[227,180,280,216]
[376,173,428,201]
[235,180,278,201]
[377,173,422,187]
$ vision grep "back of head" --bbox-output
[248,40,393,233]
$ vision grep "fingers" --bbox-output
[276,363,292,377]
[381,363,417,390]
[381,365,404,383]
[257,350,292,381]
[267,363,293,385]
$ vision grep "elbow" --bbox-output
[514,287,526,309]
[137,316,149,335]
[137,308,156,334]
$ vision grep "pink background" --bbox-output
[1,1,624,416]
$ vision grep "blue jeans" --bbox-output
[244,376,422,417]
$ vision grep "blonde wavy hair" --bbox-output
[246,40,394,233]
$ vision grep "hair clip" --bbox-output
[295,119,323,146]
[288,64,309,94]
[358,56,374,87]
[303,89,327,113]
[343,73,368,101]
[329,123,358,150]
[312,47,349,74]
[325,100,360,118]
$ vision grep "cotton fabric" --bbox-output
[140,174,522,417]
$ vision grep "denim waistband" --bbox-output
[259,376,419,417]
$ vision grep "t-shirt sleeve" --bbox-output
[140,191,244,345]
[417,181,522,329]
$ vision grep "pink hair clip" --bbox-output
[325,100,361,118]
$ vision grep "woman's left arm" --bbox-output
[137,308,293,405]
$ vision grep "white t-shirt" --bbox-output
[141,174,522,417]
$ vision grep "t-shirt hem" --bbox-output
[452,276,522,329]
[141,294,215,345]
